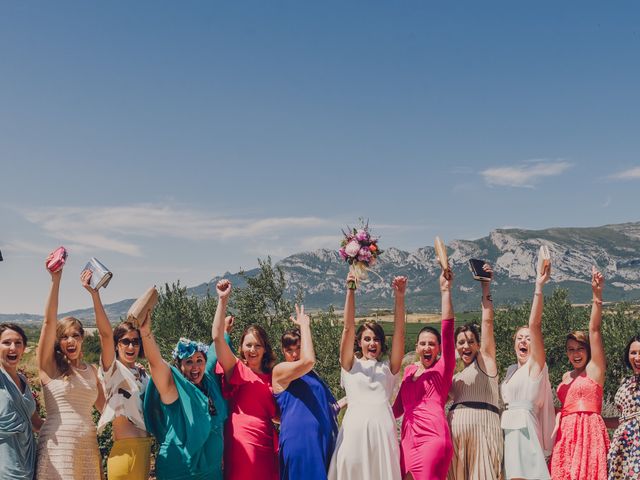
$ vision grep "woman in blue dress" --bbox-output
[0,323,43,480]
[272,304,339,480]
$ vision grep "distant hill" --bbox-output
[4,221,640,324]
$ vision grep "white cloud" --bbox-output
[16,203,333,256]
[480,159,572,188]
[608,166,640,180]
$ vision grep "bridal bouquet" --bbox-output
[339,220,382,289]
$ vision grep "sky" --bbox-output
[1,1,639,313]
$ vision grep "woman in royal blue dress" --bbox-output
[272,304,339,480]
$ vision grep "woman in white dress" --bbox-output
[500,262,556,480]
[328,272,406,480]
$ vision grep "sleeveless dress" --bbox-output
[447,358,503,480]
[393,317,455,480]
[607,375,640,479]
[501,361,555,480]
[328,357,401,480]
[36,365,102,480]
[218,360,279,480]
[551,374,609,479]
[275,371,339,480]
[0,368,37,480]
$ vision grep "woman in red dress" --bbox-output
[550,267,610,479]
[212,279,278,480]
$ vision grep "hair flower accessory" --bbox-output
[172,337,209,360]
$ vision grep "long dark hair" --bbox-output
[113,321,145,359]
[624,334,640,369]
[354,321,388,357]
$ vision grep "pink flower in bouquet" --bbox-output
[345,240,361,258]
[339,247,348,260]
[355,229,369,242]
[358,247,372,263]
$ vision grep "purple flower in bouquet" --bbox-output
[339,247,348,260]
[355,229,369,242]
[345,240,361,258]
[357,247,372,262]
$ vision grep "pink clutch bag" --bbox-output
[46,246,68,273]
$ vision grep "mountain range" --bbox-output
[4,221,640,324]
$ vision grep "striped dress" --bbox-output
[447,359,503,480]
[36,365,102,479]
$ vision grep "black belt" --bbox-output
[450,401,500,415]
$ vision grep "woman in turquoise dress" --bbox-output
[141,310,228,480]
[0,323,42,480]
[272,305,339,479]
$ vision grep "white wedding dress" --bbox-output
[328,357,401,480]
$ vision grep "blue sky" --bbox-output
[1,1,639,313]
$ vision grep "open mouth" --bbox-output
[7,353,18,361]
[66,346,78,355]
[518,347,528,354]
[190,371,201,381]
[422,353,433,362]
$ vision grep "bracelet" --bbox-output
[593,298,603,305]
[142,332,153,339]
[534,291,543,296]
[484,294,493,302]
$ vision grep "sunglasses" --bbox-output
[119,338,141,347]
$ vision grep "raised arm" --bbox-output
[139,312,177,405]
[440,270,456,375]
[389,276,407,375]
[38,258,62,380]
[586,267,606,386]
[81,269,115,371]
[212,279,238,381]
[339,272,357,371]
[272,305,316,394]
[529,263,551,378]
[478,264,497,377]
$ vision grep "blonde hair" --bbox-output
[54,317,84,378]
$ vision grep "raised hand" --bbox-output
[139,311,152,337]
[483,263,494,283]
[290,304,310,328]
[80,269,97,294]
[592,266,604,298]
[536,262,551,289]
[392,276,408,296]
[224,315,235,334]
[217,279,232,300]
[440,269,454,292]
[346,271,357,290]
[45,254,62,280]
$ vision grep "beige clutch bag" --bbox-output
[536,245,551,276]
[434,236,449,271]
[127,286,158,328]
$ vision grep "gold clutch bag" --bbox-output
[127,286,159,328]
[434,236,449,271]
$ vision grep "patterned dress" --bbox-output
[608,375,640,479]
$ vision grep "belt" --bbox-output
[450,401,500,415]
